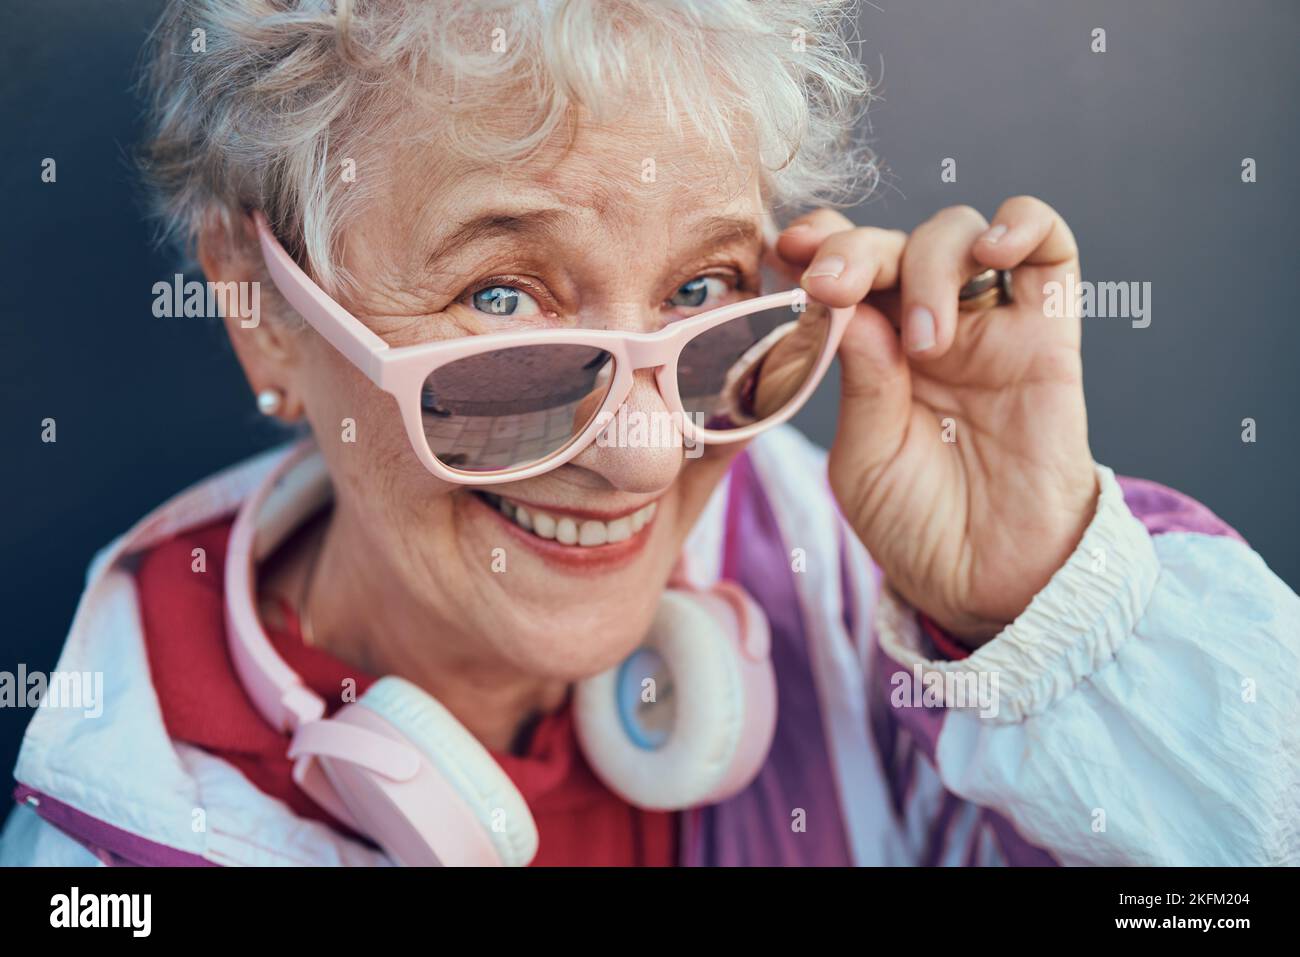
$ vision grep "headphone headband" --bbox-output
[219,439,777,864]
[224,440,331,733]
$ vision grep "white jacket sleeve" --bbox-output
[875,464,1300,865]
[0,804,105,866]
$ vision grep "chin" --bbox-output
[501,603,660,680]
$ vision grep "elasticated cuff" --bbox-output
[875,464,1160,724]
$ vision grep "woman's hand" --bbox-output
[771,200,1098,644]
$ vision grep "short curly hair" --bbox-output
[141,0,876,297]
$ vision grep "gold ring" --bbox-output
[958,268,1012,311]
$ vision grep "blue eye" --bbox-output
[669,276,734,313]
[471,286,539,317]
[669,277,711,309]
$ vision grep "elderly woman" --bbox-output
[3,0,1297,868]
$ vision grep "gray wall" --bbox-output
[793,0,1299,591]
[1,1,1296,822]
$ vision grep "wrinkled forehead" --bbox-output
[354,105,767,267]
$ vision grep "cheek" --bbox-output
[300,343,410,471]
[300,345,458,534]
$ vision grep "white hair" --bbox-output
[142,0,876,297]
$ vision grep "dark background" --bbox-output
[2,0,1297,826]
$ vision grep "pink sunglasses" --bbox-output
[253,211,855,485]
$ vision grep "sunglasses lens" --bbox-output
[420,345,615,473]
[677,300,831,431]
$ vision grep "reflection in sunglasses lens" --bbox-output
[421,345,615,472]
[677,302,829,431]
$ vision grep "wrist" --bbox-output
[926,466,1101,648]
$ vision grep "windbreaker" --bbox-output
[3,427,1297,866]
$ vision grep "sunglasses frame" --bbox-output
[253,211,854,485]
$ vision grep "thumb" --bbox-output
[829,304,911,493]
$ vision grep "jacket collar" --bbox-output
[13,440,734,866]
[13,441,390,865]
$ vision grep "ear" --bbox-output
[198,214,307,421]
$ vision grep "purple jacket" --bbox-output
[3,428,1298,865]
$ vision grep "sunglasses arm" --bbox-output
[252,211,391,386]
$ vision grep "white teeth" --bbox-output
[485,495,658,547]
[532,511,556,539]
[578,521,607,546]
[632,503,656,532]
[555,517,578,545]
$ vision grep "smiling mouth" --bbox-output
[473,491,658,547]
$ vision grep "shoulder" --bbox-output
[1110,470,1290,611]
[734,426,833,525]
[1116,474,1246,544]
[747,424,830,475]
[726,428,835,539]
[132,516,287,748]
[134,517,234,605]
[723,429,870,604]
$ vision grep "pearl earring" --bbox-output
[256,388,284,416]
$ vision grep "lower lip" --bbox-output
[468,493,657,572]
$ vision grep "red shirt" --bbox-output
[133,517,677,866]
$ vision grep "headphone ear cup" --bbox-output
[573,586,777,811]
[309,676,538,867]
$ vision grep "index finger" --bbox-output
[773,208,860,266]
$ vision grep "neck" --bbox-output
[290,504,569,754]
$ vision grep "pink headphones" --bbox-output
[224,441,778,865]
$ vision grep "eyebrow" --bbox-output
[424,208,572,269]
[423,209,762,272]
[686,216,762,253]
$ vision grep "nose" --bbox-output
[566,369,684,493]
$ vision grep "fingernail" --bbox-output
[784,222,812,234]
[803,254,845,281]
[905,306,936,353]
[981,223,1008,245]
